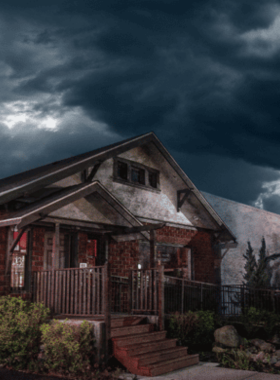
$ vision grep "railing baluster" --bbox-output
[92,268,96,314]
[83,269,87,314]
[66,270,70,314]
[62,271,66,314]
[87,269,91,315]
[97,268,100,314]
[71,269,74,314]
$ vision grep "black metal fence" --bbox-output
[164,276,280,316]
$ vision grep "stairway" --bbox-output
[111,316,199,377]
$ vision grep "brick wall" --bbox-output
[109,239,139,277]
[0,227,8,296]
[107,226,217,284]
[32,227,45,272]
[155,225,216,283]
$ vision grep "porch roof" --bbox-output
[0,181,150,240]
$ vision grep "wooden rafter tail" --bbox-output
[86,161,103,182]
[177,188,193,212]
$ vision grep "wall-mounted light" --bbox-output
[138,264,141,269]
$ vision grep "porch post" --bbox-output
[104,262,111,362]
[53,223,60,269]
[158,264,164,331]
[149,230,156,269]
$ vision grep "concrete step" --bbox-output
[123,338,178,357]
[111,316,145,329]
[143,354,200,377]
[138,346,188,366]
[111,323,154,338]
[113,331,166,348]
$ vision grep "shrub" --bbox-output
[40,319,96,376]
[167,311,198,345]
[192,310,215,344]
[167,310,216,346]
[0,296,50,370]
[240,307,280,339]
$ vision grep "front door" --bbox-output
[44,232,71,270]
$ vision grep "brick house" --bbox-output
[0,132,235,301]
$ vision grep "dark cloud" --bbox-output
[1,0,280,213]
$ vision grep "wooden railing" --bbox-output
[130,266,164,330]
[131,269,159,314]
[32,266,106,316]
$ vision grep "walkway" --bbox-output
[120,362,280,380]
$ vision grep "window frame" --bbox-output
[113,157,160,192]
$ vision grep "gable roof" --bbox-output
[0,180,149,239]
[0,132,236,241]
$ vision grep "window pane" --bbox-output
[149,172,157,188]
[131,168,145,184]
[11,254,25,288]
[117,162,128,180]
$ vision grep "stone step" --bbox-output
[113,331,166,348]
[143,354,200,377]
[111,316,145,329]
[111,323,153,338]
[138,346,188,367]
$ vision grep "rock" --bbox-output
[269,357,278,365]
[275,361,280,368]
[271,334,280,344]
[274,350,280,359]
[214,325,241,348]
[255,351,265,362]
[250,338,266,348]
[249,353,257,361]
[259,342,276,353]
[212,346,227,353]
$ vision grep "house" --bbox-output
[203,192,280,288]
[0,132,236,302]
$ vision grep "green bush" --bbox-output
[240,307,280,338]
[0,296,50,370]
[167,310,216,346]
[192,310,215,344]
[40,319,96,376]
[168,311,198,345]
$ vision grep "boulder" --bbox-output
[214,325,241,348]
[274,350,280,359]
[255,351,265,362]
[250,338,266,348]
[275,361,280,368]
[212,346,228,353]
[271,334,280,345]
[259,342,276,353]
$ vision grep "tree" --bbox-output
[243,241,257,287]
[243,237,280,289]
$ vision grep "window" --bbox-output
[117,161,128,180]
[11,228,27,289]
[114,158,160,191]
[131,167,145,184]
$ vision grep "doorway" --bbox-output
[44,232,76,270]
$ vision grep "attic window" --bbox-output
[131,167,145,185]
[114,158,160,191]
[117,161,128,180]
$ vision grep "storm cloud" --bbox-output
[1,0,280,212]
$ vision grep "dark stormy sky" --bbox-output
[1,0,280,213]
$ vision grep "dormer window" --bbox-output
[114,158,160,191]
